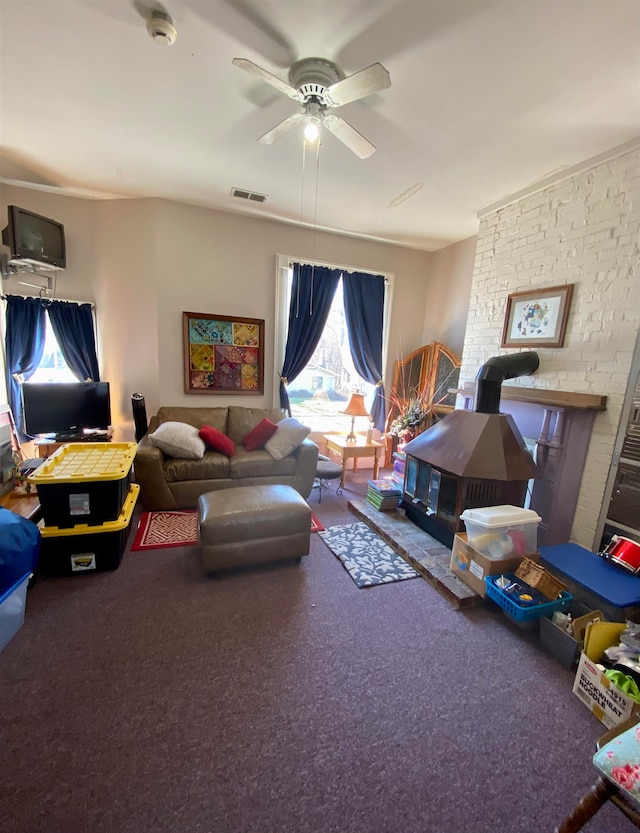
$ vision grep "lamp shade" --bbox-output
[341,392,369,418]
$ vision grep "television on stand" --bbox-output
[22,382,111,440]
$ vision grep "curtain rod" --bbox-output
[285,255,390,281]
[0,292,95,309]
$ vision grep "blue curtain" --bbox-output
[4,295,47,439]
[342,271,386,430]
[47,300,100,382]
[279,264,341,413]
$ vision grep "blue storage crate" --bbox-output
[485,573,573,621]
[0,572,31,653]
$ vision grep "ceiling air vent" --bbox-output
[231,187,267,203]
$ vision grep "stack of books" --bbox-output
[367,478,402,511]
[391,450,406,491]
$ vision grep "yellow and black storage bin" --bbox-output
[28,443,137,528]
[38,484,139,575]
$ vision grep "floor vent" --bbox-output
[231,187,267,203]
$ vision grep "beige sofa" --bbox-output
[134,405,318,510]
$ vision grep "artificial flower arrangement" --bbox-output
[387,394,432,438]
[386,361,458,441]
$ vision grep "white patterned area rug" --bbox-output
[318,522,420,588]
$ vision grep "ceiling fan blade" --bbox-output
[232,58,302,102]
[133,1,170,23]
[257,113,305,145]
[323,63,391,108]
[323,115,376,159]
[189,0,293,67]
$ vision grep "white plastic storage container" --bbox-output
[0,572,31,653]
[459,505,541,559]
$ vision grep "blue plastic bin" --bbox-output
[485,573,573,622]
[0,572,31,653]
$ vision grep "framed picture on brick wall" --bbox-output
[183,311,264,394]
[501,284,574,349]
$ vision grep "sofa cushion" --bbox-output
[149,421,205,459]
[157,406,228,433]
[264,417,311,461]
[243,418,278,451]
[229,447,298,479]
[199,425,235,457]
[164,452,231,483]
[227,406,287,444]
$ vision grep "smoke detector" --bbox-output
[146,11,177,46]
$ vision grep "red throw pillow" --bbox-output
[243,418,278,452]
[199,425,235,457]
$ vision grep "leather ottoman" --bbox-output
[198,484,311,575]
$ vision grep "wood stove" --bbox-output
[401,352,540,548]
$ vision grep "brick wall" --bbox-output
[460,143,640,548]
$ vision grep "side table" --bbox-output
[323,435,383,489]
[0,486,42,523]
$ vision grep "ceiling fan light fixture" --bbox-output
[304,116,321,142]
[233,56,390,158]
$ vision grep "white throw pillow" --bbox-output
[264,417,311,461]
[148,421,205,459]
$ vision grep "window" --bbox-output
[275,255,394,433]
[287,276,375,427]
[29,313,77,384]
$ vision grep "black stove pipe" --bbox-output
[474,352,539,414]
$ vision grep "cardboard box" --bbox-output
[450,533,526,597]
[572,621,640,728]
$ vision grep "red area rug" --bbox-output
[310,513,325,533]
[132,508,324,551]
[132,511,198,551]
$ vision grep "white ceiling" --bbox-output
[1,0,639,252]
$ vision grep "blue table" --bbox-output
[539,543,640,621]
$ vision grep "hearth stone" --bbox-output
[348,499,480,609]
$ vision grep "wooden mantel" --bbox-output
[454,385,607,411]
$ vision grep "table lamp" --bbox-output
[341,392,370,442]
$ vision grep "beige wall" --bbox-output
[92,199,161,434]
[422,234,476,357]
[1,186,453,440]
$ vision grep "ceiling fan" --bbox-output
[232,57,391,159]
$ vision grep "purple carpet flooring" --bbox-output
[1,470,635,833]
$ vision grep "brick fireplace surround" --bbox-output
[457,142,639,551]
[349,497,478,609]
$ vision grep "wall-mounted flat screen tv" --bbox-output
[22,382,111,438]
[2,205,66,270]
